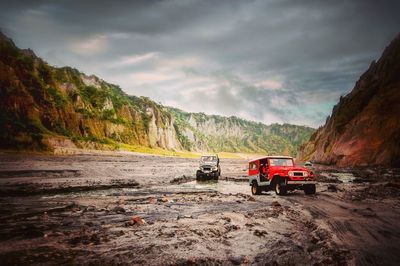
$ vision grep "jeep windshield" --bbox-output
[201,156,217,163]
[269,158,294,167]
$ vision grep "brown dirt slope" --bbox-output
[299,33,400,167]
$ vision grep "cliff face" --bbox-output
[169,108,314,155]
[299,34,400,166]
[0,32,181,151]
[0,32,314,155]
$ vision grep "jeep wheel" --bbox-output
[304,184,316,195]
[196,170,203,181]
[251,182,262,195]
[274,178,287,196]
[213,172,219,180]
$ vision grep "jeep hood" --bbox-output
[270,166,309,172]
[200,162,217,166]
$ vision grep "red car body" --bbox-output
[248,156,316,195]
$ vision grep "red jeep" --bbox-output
[248,156,316,196]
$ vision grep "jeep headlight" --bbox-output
[212,166,217,171]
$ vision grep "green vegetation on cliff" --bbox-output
[0,32,314,155]
[168,108,314,155]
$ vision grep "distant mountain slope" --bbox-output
[0,32,314,155]
[169,107,314,155]
[299,33,400,166]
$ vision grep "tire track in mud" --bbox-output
[1,154,400,265]
[0,181,141,196]
[285,190,400,266]
[0,169,81,178]
[0,184,348,265]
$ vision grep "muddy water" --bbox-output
[0,154,400,265]
[181,180,251,194]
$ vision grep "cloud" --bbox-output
[129,71,180,84]
[109,52,159,68]
[69,35,108,55]
[256,79,283,90]
[1,0,399,127]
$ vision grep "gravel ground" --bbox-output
[0,153,399,265]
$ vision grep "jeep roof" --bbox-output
[249,155,293,163]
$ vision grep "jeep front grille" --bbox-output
[289,171,307,177]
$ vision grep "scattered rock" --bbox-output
[225,224,240,231]
[271,201,281,207]
[229,255,245,265]
[85,221,94,227]
[148,197,157,204]
[126,216,146,226]
[48,231,64,237]
[327,184,338,192]
[159,197,170,203]
[85,206,97,212]
[116,199,126,205]
[113,206,126,213]
[254,229,268,237]
[191,229,203,236]
[248,196,256,202]
[132,216,146,225]
[245,212,254,218]
[221,217,231,223]
[310,235,319,244]
[231,225,240,230]
[177,214,193,220]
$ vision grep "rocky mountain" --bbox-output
[169,108,314,155]
[0,32,314,155]
[299,33,400,167]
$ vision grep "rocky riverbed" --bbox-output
[0,153,399,265]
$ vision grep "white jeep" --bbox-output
[196,155,221,181]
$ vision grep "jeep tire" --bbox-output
[304,184,316,195]
[274,178,287,196]
[196,170,203,181]
[251,182,262,195]
[213,172,219,180]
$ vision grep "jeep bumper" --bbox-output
[287,180,316,185]
[199,171,217,176]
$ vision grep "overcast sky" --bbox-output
[1,0,399,127]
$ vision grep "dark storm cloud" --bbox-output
[1,0,399,127]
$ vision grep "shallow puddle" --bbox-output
[181,180,250,195]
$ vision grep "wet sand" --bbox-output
[0,153,399,265]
